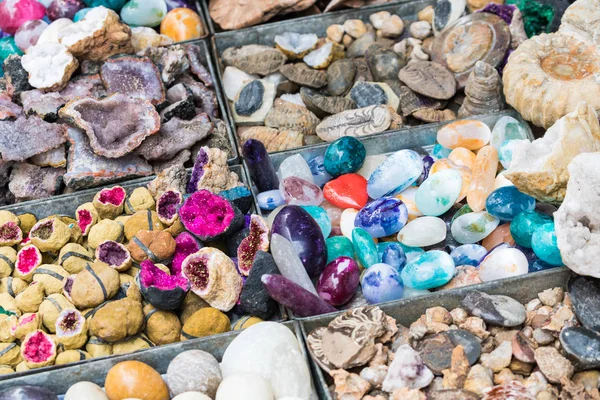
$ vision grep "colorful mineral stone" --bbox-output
[82,0,126,10]
[120,0,168,27]
[261,274,336,317]
[478,247,529,282]
[416,169,463,216]
[429,158,472,203]
[242,139,279,192]
[481,223,515,250]
[301,206,332,238]
[326,236,354,264]
[432,143,452,159]
[400,250,455,290]
[323,173,368,210]
[307,156,333,188]
[362,263,404,304]
[0,0,46,35]
[278,154,314,184]
[160,7,205,42]
[354,197,408,238]
[451,211,500,244]
[510,210,553,248]
[0,37,23,67]
[498,140,520,169]
[280,177,323,206]
[323,136,366,178]
[450,244,487,267]
[46,0,86,21]
[377,242,407,271]
[14,19,48,52]
[257,190,285,211]
[467,145,498,212]
[531,222,563,267]
[340,208,359,239]
[397,216,446,247]
[73,7,91,21]
[448,147,476,170]
[317,256,360,306]
[490,116,528,149]
[437,120,492,150]
[367,149,424,199]
[352,227,378,269]
[485,186,536,221]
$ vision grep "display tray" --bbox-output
[299,267,572,399]
[0,321,318,400]
[211,0,440,155]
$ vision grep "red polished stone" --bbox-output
[323,173,368,210]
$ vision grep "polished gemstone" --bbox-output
[485,186,536,221]
[352,227,379,268]
[400,250,455,290]
[362,263,404,304]
[323,136,366,178]
[354,197,408,238]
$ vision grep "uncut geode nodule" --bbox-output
[100,55,165,105]
[59,94,160,158]
[0,116,67,162]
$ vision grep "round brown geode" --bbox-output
[124,210,165,241]
[0,247,17,279]
[86,336,113,358]
[17,213,37,234]
[0,343,22,367]
[143,304,182,345]
[181,307,230,340]
[178,291,209,325]
[38,293,74,333]
[15,281,45,313]
[124,187,155,214]
[29,218,71,253]
[32,264,68,295]
[166,349,222,398]
[14,313,42,341]
[0,314,17,343]
[0,277,27,297]
[54,349,92,365]
[112,334,155,355]
[70,262,120,309]
[89,298,144,343]
[87,220,124,250]
[59,243,94,274]
[127,230,176,264]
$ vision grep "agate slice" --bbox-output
[59,93,160,158]
[503,32,600,128]
[63,127,153,190]
[100,55,166,105]
[0,116,67,162]
[431,13,511,88]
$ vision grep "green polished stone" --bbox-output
[532,222,563,266]
[510,210,553,248]
[352,227,378,269]
[324,136,366,178]
[326,236,355,264]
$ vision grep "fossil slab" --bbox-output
[64,127,152,190]
[222,45,287,76]
[300,87,356,119]
[0,116,67,162]
[279,62,327,89]
[137,114,214,161]
[209,0,302,31]
[238,126,303,152]
[348,81,400,111]
[316,105,392,142]
[265,100,320,135]
[100,55,166,105]
[59,93,160,158]
[399,61,457,100]
[397,85,443,116]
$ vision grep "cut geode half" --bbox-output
[219,186,254,214]
[171,232,203,276]
[157,190,183,226]
[20,90,65,122]
[275,32,319,60]
[92,186,126,220]
[95,241,132,272]
[75,203,98,237]
[8,163,65,203]
[304,42,345,69]
[100,55,165,105]
[181,247,243,312]
[178,190,244,242]
[137,114,213,162]
[29,218,70,253]
[64,127,152,190]
[186,45,213,87]
[59,94,160,158]
[0,116,67,162]
[0,221,22,247]
[237,214,270,276]
[139,259,189,311]
[21,43,79,91]
[55,308,87,350]
[176,74,219,118]
[21,330,57,369]
[187,146,241,194]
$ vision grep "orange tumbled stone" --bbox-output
[105,360,169,400]
[437,120,491,150]
[482,223,515,250]
[467,145,498,212]
[448,147,476,170]
[160,8,205,42]
[430,159,471,202]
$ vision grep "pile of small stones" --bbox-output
[308,283,600,400]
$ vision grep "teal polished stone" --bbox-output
[510,210,553,248]
[120,0,167,27]
[400,250,455,290]
[532,222,563,266]
[0,36,23,64]
[432,143,452,159]
[415,169,462,216]
[352,227,378,268]
[485,186,536,221]
[83,0,127,10]
[324,136,366,178]
[491,116,528,149]
[326,236,354,264]
[301,205,332,238]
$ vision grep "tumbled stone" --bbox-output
[222,44,287,76]
[9,163,65,202]
[568,275,600,332]
[462,291,526,327]
[0,116,67,162]
[366,46,406,82]
[326,59,356,96]
[560,326,600,370]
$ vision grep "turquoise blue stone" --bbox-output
[120,0,167,27]
[450,244,487,267]
[83,0,126,10]
[354,197,408,238]
[416,169,463,216]
[73,7,92,21]
[485,186,536,221]
[0,37,23,65]
[398,243,425,262]
[256,189,285,210]
[510,210,553,248]
[498,140,518,169]
[352,227,378,268]
[529,259,560,273]
[367,150,423,199]
[361,263,404,304]
[324,136,366,178]
[326,236,354,264]
[307,156,333,188]
[301,205,332,238]
[532,222,563,267]
[400,250,456,290]
[376,242,406,271]
[432,143,452,159]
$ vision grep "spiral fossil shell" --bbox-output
[503,32,600,128]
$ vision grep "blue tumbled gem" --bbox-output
[450,244,487,267]
[485,186,536,221]
[307,155,333,188]
[257,190,285,210]
[361,263,404,304]
[355,197,408,238]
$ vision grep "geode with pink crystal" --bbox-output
[178,190,244,242]
[100,55,166,105]
[59,93,160,158]
[171,231,203,276]
[237,214,269,276]
[139,259,189,310]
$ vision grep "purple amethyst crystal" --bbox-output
[317,256,360,306]
[242,139,279,192]
[271,206,327,277]
[157,190,183,225]
[479,3,516,24]
[187,146,209,194]
[262,274,336,317]
[172,232,203,276]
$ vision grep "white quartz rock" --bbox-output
[223,66,258,101]
[278,154,314,183]
[216,373,274,400]
[220,322,312,400]
[21,42,78,91]
[37,18,73,45]
[270,234,318,295]
[555,152,600,277]
[382,344,434,391]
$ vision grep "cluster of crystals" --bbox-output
[246,116,564,315]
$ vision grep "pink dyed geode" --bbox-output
[0,0,46,35]
[178,189,244,242]
[139,259,189,311]
[237,214,269,276]
[171,231,203,276]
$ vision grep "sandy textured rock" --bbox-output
[504,102,600,203]
[148,165,187,198]
[555,152,600,277]
[130,27,172,53]
[559,0,600,46]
